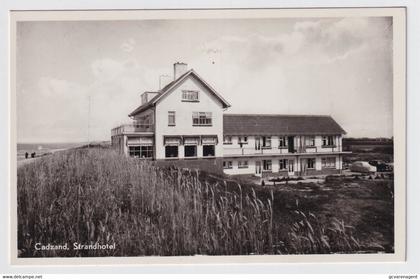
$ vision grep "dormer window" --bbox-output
[182,90,199,102]
[223,136,232,144]
[238,136,248,144]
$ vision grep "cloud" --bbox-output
[201,18,386,70]
[91,58,125,82]
[37,77,87,99]
[17,17,393,141]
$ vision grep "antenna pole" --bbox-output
[88,95,91,148]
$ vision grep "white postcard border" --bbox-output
[8,7,406,266]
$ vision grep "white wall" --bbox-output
[223,135,343,156]
[154,75,225,159]
[222,154,342,176]
[223,159,257,175]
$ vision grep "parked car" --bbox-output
[350,161,377,173]
[368,160,393,172]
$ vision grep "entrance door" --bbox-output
[300,158,307,176]
[288,136,295,153]
[255,161,262,176]
[288,159,295,175]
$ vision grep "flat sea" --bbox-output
[17,142,86,161]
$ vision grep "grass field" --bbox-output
[17,148,394,257]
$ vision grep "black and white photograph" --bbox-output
[10,8,406,263]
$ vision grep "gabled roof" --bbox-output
[223,114,346,136]
[129,69,230,117]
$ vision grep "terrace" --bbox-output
[223,145,348,157]
[111,123,154,136]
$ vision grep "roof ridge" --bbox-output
[224,113,332,117]
[129,68,230,117]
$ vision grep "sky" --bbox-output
[16,17,393,143]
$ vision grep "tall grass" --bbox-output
[285,210,360,254]
[17,148,369,257]
[18,148,275,257]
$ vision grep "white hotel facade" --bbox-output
[111,63,349,177]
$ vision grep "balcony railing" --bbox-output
[111,123,154,136]
[223,145,343,156]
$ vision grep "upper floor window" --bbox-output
[262,136,271,149]
[168,111,175,126]
[322,136,335,147]
[305,136,315,147]
[182,90,199,102]
[278,136,287,148]
[192,112,212,126]
[238,136,248,144]
[223,136,232,144]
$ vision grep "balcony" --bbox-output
[223,145,344,157]
[111,123,154,136]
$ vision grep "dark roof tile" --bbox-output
[223,114,346,136]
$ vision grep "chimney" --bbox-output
[173,62,188,80]
[141,91,159,105]
[159,75,172,90]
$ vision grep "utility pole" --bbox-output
[87,95,91,148]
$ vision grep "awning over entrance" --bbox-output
[184,137,200,145]
[201,136,218,145]
[164,136,182,146]
[163,135,218,145]
[127,137,154,146]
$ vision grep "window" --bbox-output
[223,136,232,144]
[322,157,336,168]
[203,145,215,157]
[263,160,272,171]
[182,90,199,101]
[168,111,175,126]
[278,136,287,148]
[129,146,140,157]
[192,112,212,126]
[184,145,197,157]
[223,161,233,169]
[305,136,315,147]
[279,159,288,170]
[262,137,272,148]
[165,146,178,158]
[238,136,248,144]
[307,158,316,169]
[238,161,249,169]
[140,146,153,158]
[129,146,153,158]
[322,136,335,146]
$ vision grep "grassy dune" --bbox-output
[17,148,391,257]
